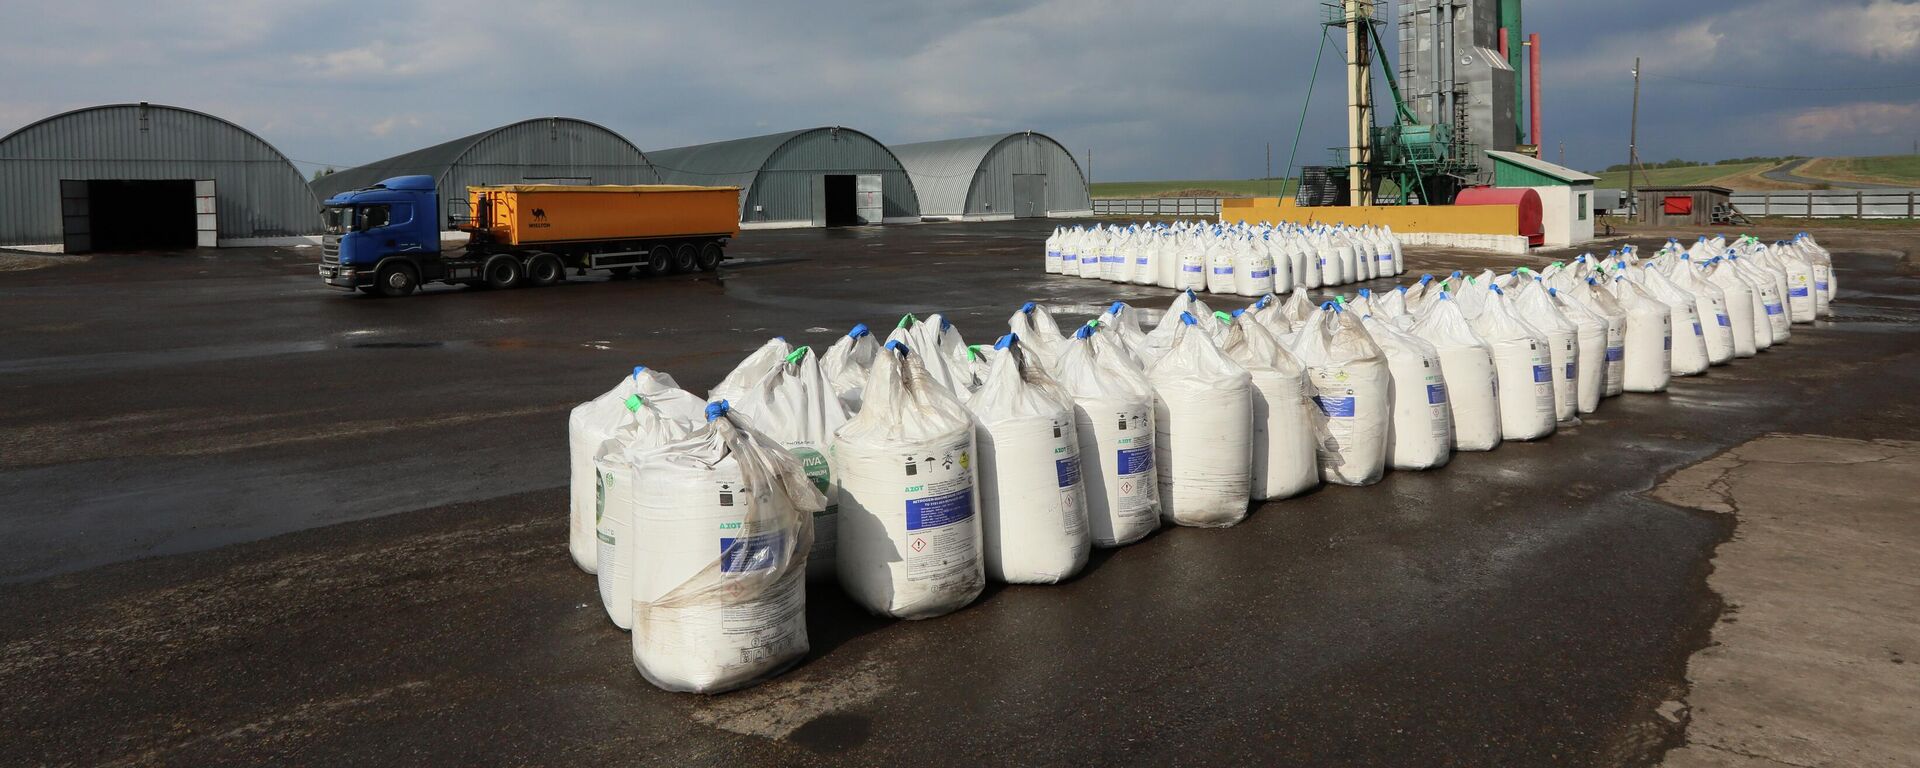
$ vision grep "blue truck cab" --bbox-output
[318,175,442,294]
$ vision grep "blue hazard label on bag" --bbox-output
[906,488,974,531]
[1816,281,1829,290]
[720,532,784,574]
[1566,362,1577,379]
[1182,265,1203,273]
[1314,395,1356,418]
[1717,314,1731,327]
[1379,253,1393,261]
[1789,287,1809,297]
[1427,383,1447,405]
[1766,303,1784,316]
[1693,322,1703,335]
[1533,364,1551,383]
[1251,269,1271,279]
[1117,445,1153,475]
[1665,335,1672,350]
[1212,266,1233,275]
[1606,347,1625,362]
[1056,456,1081,488]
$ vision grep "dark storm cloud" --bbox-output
[1,0,1914,181]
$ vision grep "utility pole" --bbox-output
[1559,141,1565,167]
[1086,148,1093,185]
[1266,142,1273,194]
[1628,56,1642,221]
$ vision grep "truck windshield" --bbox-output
[323,205,392,233]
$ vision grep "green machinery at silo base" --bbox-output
[1316,3,1483,206]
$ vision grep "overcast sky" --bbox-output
[2,0,1917,181]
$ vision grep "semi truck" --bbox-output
[318,175,741,297]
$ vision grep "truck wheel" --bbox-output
[375,263,418,297]
[483,254,523,289]
[672,243,698,273]
[695,242,723,272]
[528,253,565,287]
[646,246,673,277]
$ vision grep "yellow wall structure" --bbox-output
[1220,197,1520,235]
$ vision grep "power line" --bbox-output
[1643,72,1920,92]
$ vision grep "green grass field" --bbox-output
[1591,162,1776,191]
[1088,179,1296,199]
[1800,155,1920,187]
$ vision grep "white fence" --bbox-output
[1730,189,1920,219]
[1091,198,1223,218]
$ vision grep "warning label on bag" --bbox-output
[902,444,977,586]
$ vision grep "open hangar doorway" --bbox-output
[60,179,215,253]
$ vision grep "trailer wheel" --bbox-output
[672,242,698,273]
[483,254,523,289]
[527,253,565,287]
[695,241,723,272]
[646,246,673,277]
[375,263,419,298]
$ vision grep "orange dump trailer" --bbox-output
[466,184,740,247]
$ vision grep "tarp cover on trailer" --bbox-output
[0,103,320,246]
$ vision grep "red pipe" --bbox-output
[1528,33,1541,151]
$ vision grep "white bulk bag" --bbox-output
[834,341,984,619]
[885,314,968,396]
[1059,231,1083,277]
[1364,315,1453,470]
[1730,256,1779,351]
[1641,269,1709,376]
[594,398,696,629]
[1672,263,1735,365]
[1044,229,1063,274]
[710,337,795,404]
[631,401,822,693]
[1206,239,1238,294]
[1579,281,1630,397]
[568,367,705,574]
[1176,238,1208,291]
[1235,236,1275,296]
[1144,290,1213,365]
[1095,301,1152,364]
[1008,302,1067,372]
[1148,313,1254,527]
[1264,234,1294,293]
[1798,235,1835,317]
[1780,246,1816,323]
[1290,304,1391,485]
[1469,288,1555,441]
[822,324,881,412]
[1548,287,1607,414]
[1131,233,1158,286]
[1744,253,1792,343]
[1220,317,1319,500]
[1054,325,1160,547]
[1615,278,1673,393]
[1410,294,1501,452]
[1513,283,1579,423]
[1281,286,1317,327]
[1705,260,1758,359]
[1246,293,1293,340]
[724,346,851,582]
[965,335,1090,584]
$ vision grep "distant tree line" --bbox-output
[1601,156,1804,173]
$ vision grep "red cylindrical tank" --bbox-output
[1454,187,1544,246]
[1529,34,1542,150]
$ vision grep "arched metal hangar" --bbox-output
[648,127,920,228]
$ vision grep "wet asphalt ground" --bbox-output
[2,220,1916,766]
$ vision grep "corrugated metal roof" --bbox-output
[647,129,812,192]
[0,102,322,245]
[1485,150,1599,184]
[309,118,659,224]
[891,132,1089,217]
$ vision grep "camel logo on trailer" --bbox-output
[529,208,551,228]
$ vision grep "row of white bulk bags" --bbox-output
[568,367,705,575]
[1641,268,1710,376]
[1219,316,1320,500]
[1548,287,1607,414]
[1045,221,1402,294]
[724,346,850,582]
[834,341,985,620]
[1706,262,1758,359]
[1054,325,1162,547]
[1148,312,1254,527]
[1290,304,1390,486]
[630,401,823,693]
[1577,280,1631,397]
[965,334,1090,584]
